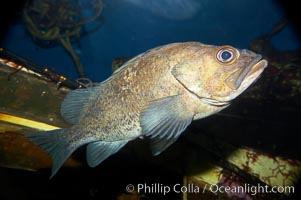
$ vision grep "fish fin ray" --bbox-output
[140,95,193,154]
[27,129,77,178]
[150,137,178,156]
[61,85,101,124]
[86,140,128,167]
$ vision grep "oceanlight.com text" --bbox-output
[125,183,295,196]
[206,183,294,196]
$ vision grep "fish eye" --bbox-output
[216,46,239,65]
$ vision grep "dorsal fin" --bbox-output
[102,44,168,84]
[61,85,101,124]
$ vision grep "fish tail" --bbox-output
[27,129,77,178]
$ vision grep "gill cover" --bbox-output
[171,45,240,98]
[171,60,203,96]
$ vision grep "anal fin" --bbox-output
[86,140,128,167]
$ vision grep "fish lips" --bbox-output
[225,54,268,90]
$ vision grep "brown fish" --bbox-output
[27,42,267,178]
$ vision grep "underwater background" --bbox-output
[1,0,301,81]
[0,0,301,200]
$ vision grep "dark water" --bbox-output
[0,0,301,199]
[1,0,300,81]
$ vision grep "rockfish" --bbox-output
[28,42,267,178]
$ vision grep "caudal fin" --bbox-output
[27,129,77,178]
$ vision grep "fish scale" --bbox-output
[27,42,267,178]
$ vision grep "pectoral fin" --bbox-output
[86,140,128,167]
[149,137,178,156]
[140,95,193,155]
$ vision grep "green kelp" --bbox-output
[27,42,267,178]
[23,0,103,77]
[183,131,300,199]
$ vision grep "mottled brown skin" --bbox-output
[28,42,267,177]
[68,42,265,143]
[71,43,204,142]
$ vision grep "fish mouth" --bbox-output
[225,55,268,90]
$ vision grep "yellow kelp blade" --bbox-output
[0,113,60,131]
[0,55,81,172]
